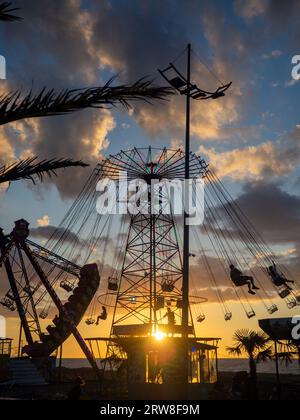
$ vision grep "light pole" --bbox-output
[159,45,232,392]
[182,44,192,389]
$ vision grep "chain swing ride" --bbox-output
[0,45,299,393]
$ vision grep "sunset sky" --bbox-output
[1,0,300,358]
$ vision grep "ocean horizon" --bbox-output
[58,358,300,376]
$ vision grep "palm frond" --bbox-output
[0,157,89,185]
[256,347,273,364]
[0,2,22,21]
[230,329,270,357]
[0,79,174,126]
[227,345,242,357]
[277,351,294,368]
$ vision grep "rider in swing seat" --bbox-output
[230,264,260,295]
[267,262,294,290]
[96,306,108,325]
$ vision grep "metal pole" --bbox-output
[18,322,22,358]
[182,43,192,387]
[149,187,153,328]
[274,341,281,400]
[59,344,63,383]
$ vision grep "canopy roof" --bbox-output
[259,318,299,342]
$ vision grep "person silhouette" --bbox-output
[96,306,107,325]
[267,262,294,290]
[67,376,85,400]
[163,308,176,325]
[230,265,260,295]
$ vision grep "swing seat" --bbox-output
[197,315,206,323]
[6,292,14,301]
[169,77,186,90]
[267,305,278,315]
[247,311,256,319]
[191,91,207,99]
[161,280,175,293]
[24,286,33,296]
[85,318,95,326]
[225,312,233,321]
[108,277,118,291]
[60,280,74,293]
[287,300,297,310]
[176,299,183,309]
[39,311,49,320]
[278,288,291,299]
[211,91,225,99]
[0,297,15,311]
[156,296,165,310]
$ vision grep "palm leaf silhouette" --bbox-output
[0,2,22,21]
[0,157,89,185]
[0,79,174,125]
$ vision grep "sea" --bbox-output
[58,358,300,375]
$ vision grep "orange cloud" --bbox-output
[37,215,50,227]
[200,142,288,180]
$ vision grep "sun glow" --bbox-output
[154,331,165,341]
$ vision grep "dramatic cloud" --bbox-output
[30,225,80,243]
[201,142,284,181]
[0,0,115,198]
[88,0,243,142]
[200,125,300,181]
[1,0,300,199]
[224,182,300,247]
[0,109,115,198]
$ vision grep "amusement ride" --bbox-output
[0,45,299,396]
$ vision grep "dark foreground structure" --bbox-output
[87,324,219,400]
[260,317,300,400]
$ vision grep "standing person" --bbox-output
[164,308,176,325]
[67,376,86,401]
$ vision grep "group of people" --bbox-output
[230,262,294,295]
[93,263,293,326]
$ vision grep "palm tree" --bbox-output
[0,2,22,21]
[0,157,88,186]
[227,329,272,399]
[277,342,300,372]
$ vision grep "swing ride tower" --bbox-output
[88,45,233,398]
[88,147,221,399]
[103,147,209,335]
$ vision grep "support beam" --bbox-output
[0,232,34,347]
